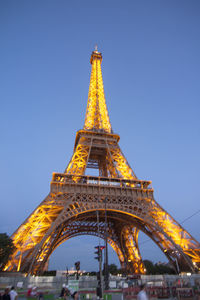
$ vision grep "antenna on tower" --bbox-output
[95,44,98,52]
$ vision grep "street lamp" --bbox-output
[104,197,109,290]
[66,266,69,284]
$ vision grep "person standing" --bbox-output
[137,284,148,300]
[2,288,11,300]
[9,287,18,300]
[59,284,66,298]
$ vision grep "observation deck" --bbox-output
[51,173,153,193]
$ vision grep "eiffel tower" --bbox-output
[4,48,200,275]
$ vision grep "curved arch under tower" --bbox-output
[4,49,200,275]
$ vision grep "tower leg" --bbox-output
[121,226,145,274]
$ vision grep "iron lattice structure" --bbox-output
[4,49,200,275]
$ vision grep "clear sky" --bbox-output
[0,0,200,272]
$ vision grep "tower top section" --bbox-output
[83,49,112,133]
[90,47,102,64]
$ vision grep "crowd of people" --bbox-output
[0,283,148,300]
[27,286,43,299]
[0,284,79,300]
[0,285,43,300]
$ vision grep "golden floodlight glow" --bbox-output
[4,49,200,275]
[84,50,112,133]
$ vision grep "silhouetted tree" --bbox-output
[108,264,119,275]
[0,233,15,270]
[154,263,175,274]
[144,259,156,274]
[83,271,97,276]
[143,259,175,275]
[42,270,56,276]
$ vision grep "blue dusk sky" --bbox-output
[0,1,200,272]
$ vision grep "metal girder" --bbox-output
[121,226,145,274]
[4,49,200,276]
[84,50,112,133]
[4,177,200,274]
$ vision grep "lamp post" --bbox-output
[96,210,103,298]
[104,197,109,290]
[75,261,80,280]
[66,266,69,285]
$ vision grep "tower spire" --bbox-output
[4,50,200,276]
[84,49,112,133]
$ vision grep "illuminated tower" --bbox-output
[4,49,200,275]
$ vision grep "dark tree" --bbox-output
[108,264,119,275]
[0,233,15,270]
[82,271,97,276]
[88,271,97,276]
[143,259,156,274]
[144,259,175,275]
[154,263,175,274]
[42,270,56,276]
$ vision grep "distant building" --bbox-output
[56,269,85,277]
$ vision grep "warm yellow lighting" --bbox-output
[4,49,200,276]
[4,201,63,272]
[66,138,89,178]
[122,227,145,274]
[84,51,112,133]
[109,240,124,264]
[109,147,137,181]
[150,200,200,264]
